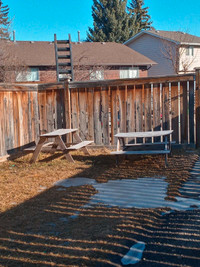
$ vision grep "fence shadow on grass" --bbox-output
[1,152,200,266]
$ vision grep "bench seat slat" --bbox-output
[125,141,176,147]
[66,141,93,150]
[24,142,55,152]
[111,150,171,155]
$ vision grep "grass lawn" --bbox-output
[0,149,199,266]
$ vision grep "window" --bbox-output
[90,70,104,80]
[16,67,39,81]
[120,67,139,79]
[186,46,194,56]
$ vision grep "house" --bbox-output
[71,42,156,81]
[3,40,156,83]
[124,30,200,76]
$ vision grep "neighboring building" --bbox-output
[124,30,200,76]
[71,42,156,81]
[5,40,156,83]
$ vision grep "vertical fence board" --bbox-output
[162,83,170,133]
[144,85,152,133]
[87,88,94,141]
[111,87,118,145]
[71,88,79,132]
[181,81,187,143]
[153,84,161,138]
[189,81,194,144]
[93,87,102,145]
[127,86,135,132]
[79,88,88,140]
[171,82,178,141]
[101,86,110,145]
[119,86,126,133]
[38,91,47,134]
[135,85,143,132]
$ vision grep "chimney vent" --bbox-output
[78,31,80,42]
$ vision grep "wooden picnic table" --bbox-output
[111,130,174,166]
[26,129,93,163]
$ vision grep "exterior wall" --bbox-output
[104,69,120,79]
[139,69,148,77]
[39,68,57,82]
[126,34,177,76]
[15,66,148,83]
[74,66,148,81]
[179,46,200,73]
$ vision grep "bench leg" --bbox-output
[55,136,75,163]
[30,137,46,163]
[116,155,119,166]
[165,154,168,168]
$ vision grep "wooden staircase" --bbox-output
[54,34,74,82]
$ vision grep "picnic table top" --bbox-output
[115,130,173,138]
[41,128,78,137]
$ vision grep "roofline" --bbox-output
[124,30,179,45]
[74,62,156,66]
[180,42,200,46]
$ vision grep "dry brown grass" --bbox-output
[0,149,199,266]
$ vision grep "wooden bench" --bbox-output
[26,129,93,163]
[111,130,174,166]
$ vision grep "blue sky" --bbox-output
[5,0,200,42]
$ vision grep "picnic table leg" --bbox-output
[55,136,75,163]
[117,138,121,151]
[165,154,168,167]
[73,132,90,155]
[30,136,47,163]
[164,136,168,167]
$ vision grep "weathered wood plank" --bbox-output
[171,82,178,142]
[135,85,143,132]
[101,86,110,145]
[93,87,102,145]
[111,86,118,145]
[111,150,170,155]
[79,88,88,140]
[126,85,135,133]
[87,87,94,141]
[115,130,173,138]
[67,140,93,150]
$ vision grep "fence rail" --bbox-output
[0,73,198,158]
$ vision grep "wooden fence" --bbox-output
[0,73,199,159]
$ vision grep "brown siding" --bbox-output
[139,69,148,77]
[39,69,57,83]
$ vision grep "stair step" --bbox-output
[57,40,69,44]
[58,55,71,59]
[57,47,70,52]
[58,62,71,67]
[59,69,72,74]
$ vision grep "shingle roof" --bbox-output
[124,30,200,45]
[148,30,200,44]
[1,40,156,67]
[72,42,156,66]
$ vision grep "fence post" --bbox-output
[64,81,72,143]
[195,68,200,147]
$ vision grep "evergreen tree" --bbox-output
[128,0,152,35]
[0,0,10,40]
[87,0,130,43]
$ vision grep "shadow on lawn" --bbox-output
[1,152,200,266]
